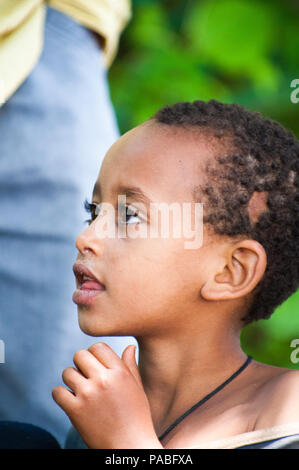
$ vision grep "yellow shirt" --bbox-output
[0,0,131,104]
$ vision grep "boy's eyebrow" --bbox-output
[116,185,153,205]
[92,182,152,205]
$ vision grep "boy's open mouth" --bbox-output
[72,263,105,304]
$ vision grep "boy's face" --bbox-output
[74,121,223,338]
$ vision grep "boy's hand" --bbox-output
[52,343,163,449]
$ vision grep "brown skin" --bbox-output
[52,121,299,448]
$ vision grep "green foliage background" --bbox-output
[108,0,299,368]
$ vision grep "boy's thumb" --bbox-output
[122,345,143,388]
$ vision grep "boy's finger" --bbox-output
[73,349,106,377]
[88,342,124,369]
[62,366,86,394]
[122,345,143,388]
[52,385,77,413]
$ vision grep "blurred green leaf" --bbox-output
[184,0,278,81]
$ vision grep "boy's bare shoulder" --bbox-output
[249,361,299,430]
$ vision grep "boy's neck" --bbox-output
[136,318,247,439]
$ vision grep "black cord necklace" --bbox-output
[158,355,252,441]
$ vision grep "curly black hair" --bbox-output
[153,100,299,325]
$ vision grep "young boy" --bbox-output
[52,100,299,449]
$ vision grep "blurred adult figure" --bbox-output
[0,0,134,445]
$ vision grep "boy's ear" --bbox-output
[201,240,267,301]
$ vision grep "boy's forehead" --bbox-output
[95,121,218,201]
[109,121,217,160]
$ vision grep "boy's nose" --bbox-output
[75,224,103,256]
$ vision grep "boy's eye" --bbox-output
[83,199,101,225]
[83,199,143,226]
[118,205,143,225]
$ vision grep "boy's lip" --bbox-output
[73,263,105,289]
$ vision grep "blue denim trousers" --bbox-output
[0,6,136,446]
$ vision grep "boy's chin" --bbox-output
[76,312,99,336]
[79,324,101,337]
[78,316,106,337]
[77,315,128,337]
